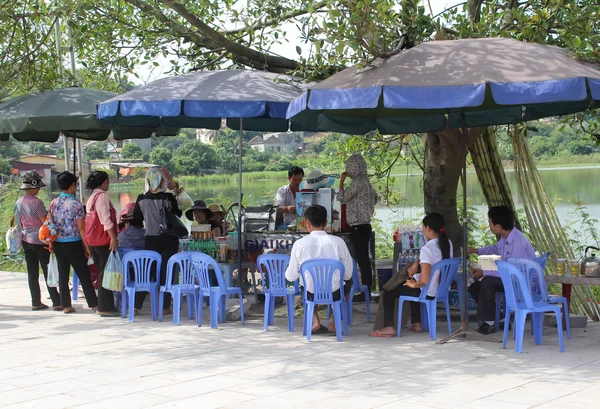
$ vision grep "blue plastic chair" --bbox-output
[121,250,161,322]
[495,252,550,330]
[346,260,371,326]
[300,259,348,342]
[507,256,571,340]
[159,252,198,325]
[257,254,299,332]
[190,252,245,329]
[396,258,462,340]
[496,261,565,353]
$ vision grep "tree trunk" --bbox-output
[423,127,482,251]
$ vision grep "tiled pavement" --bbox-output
[0,271,599,408]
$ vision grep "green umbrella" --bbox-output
[0,87,177,142]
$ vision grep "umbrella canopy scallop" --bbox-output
[287,38,600,134]
[0,87,178,142]
[97,69,310,132]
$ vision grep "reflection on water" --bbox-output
[108,167,600,232]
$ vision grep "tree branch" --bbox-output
[226,1,330,35]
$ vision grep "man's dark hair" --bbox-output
[288,166,304,178]
[56,171,77,191]
[304,204,327,228]
[488,206,515,231]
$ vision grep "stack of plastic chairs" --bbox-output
[396,258,462,340]
[496,261,565,353]
[159,251,198,325]
[121,250,161,322]
[257,254,300,332]
[495,252,550,330]
[300,259,348,342]
[190,252,245,329]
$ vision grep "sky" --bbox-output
[137,0,464,83]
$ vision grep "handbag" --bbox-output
[159,194,189,238]
[7,204,23,253]
[39,201,58,243]
[85,192,117,247]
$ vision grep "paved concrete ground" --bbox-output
[1,270,599,409]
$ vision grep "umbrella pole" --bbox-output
[237,118,243,289]
[437,112,499,344]
[77,139,84,202]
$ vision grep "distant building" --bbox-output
[249,132,299,153]
[196,128,218,145]
[12,155,92,189]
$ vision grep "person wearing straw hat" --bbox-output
[275,166,304,229]
[186,200,220,239]
[209,203,231,236]
[13,171,62,311]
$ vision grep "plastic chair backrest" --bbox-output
[300,259,345,304]
[190,252,225,290]
[257,254,291,293]
[117,247,135,259]
[537,252,550,270]
[432,258,463,299]
[496,261,535,310]
[166,251,195,289]
[122,250,161,287]
[506,256,548,302]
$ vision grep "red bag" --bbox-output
[85,192,117,247]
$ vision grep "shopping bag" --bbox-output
[47,253,59,288]
[5,226,22,254]
[102,251,123,292]
[176,190,193,211]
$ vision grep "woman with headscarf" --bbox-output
[338,154,378,297]
[132,167,183,315]
[13,171,61,311]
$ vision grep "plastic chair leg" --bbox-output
[396,298,405,338]
[502,306,511,349]
[209,294,219,329]
[445,300,452,335]
[218,295,226,323]
[150,289,158,321]
[563,301,572,340]
[128,291,136,322]
[158,290,165,322]
[121,289,127,318]
[173,291,181,326]
[305,302,315,342]
[263,293,271,331]
[268,295,275,325]
[72,273,79,301]
[196,291,204,327]
[555,309,565,352]
[495,293,503,330]
[532,312,544,345]
[302,302,307,336]
[515,311,528,353]
[427,303,437,341]
[420,303,429,332]
[365,292,371,323]
[332,303,342,342]
[286,295,295,332]
[186,293,195,320]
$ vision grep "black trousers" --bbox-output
[22,241,61,307]
[382,281,435,327]
[135,235,179,310]
[349,224,373,292]
[53,241,98,309]
[90,245,116,312]
[469,277,504,322]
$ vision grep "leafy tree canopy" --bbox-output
[121,142,143,159]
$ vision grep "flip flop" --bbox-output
[63,307,76,314]
[32,304,49,311]
[97,311,120,317]
[312,324,329,335]
[370,330,394,338]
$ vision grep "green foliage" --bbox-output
[85,142,107,160]
[0,158,11,176]
[172,140,217,175]
[121,143,143,159]
[0,138,22,160]
[149,147,173,171]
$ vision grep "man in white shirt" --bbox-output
[285,204,353,334]
[275,166,304,229]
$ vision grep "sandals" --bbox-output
[409,325,423,333]
[53,306,63,311]
[32,304,49,311]
[63,307,76,314]
[97,311,120,317]
[311,324,329,335]
[370,330,394,338]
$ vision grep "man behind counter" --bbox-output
[275,166,304,229]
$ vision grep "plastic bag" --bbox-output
[102,251,123,292]
[5,226,22,254]
[177,190,193,211]
[47,253,59,287]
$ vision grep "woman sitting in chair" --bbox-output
[371,212,453,337]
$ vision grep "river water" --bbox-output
[107,165,600,240]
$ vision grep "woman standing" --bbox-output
[85,171,119,317]
[13,171,61,311]
[371,212,453,337]
[133,167,184,315]
[50,171,98,314]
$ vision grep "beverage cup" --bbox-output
[569,259,580,277]
[556,258,566,276]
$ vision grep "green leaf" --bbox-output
[296,45,302,55]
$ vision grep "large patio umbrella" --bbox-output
[286,37,600,343]
[0,87,178,142]
[97,69,311,284]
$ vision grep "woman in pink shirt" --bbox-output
[85,171,119,317]
[13,171,61,310]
